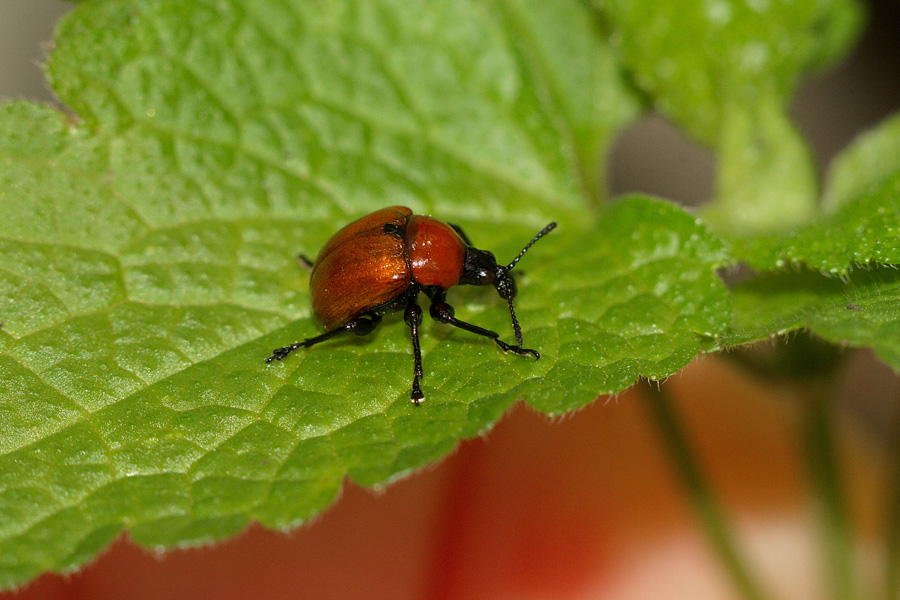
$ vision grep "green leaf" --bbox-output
[0,0,725,589]
[519,196,731,415]
[726,267,900,370]
[730,112,900,274]
[593,0,864,231]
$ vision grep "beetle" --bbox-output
[266,206,556,405]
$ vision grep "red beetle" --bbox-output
[267,206,556,405]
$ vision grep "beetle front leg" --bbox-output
[266,314,381,363]
[428,298,540,359]
[405,299,426,405]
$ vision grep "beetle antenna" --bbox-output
[503,222,556,346]
[506,222,557,271]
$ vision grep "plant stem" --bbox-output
[641,380,771,600]
[883,391,900,600]
[802,385,860,600]
[884,384,900,600]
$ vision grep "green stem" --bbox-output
[803,385,859,600]
[883,391,900,600]
[641,381,771,600]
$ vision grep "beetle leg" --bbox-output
[447,223,473,246]
[427,296,540,360]
[404,298,426,405]
[297,254,314,271]
[266,314,381,364]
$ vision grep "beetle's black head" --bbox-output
[458,222,557,345]
[459,247,501,287]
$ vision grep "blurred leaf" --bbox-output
[730,112,900,274]
[823,111,900,213]
[592,0,864,231]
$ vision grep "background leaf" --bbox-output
[731,112,900,274]
[726,267,900,370]
[592,0,864,231]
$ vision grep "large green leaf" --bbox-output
[0,0,738,588]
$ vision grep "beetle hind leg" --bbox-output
[448,223,473,246]
[297,254,314,271]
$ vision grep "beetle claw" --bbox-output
[494,339,540,360]
[266,344,300,363]
[266,350,284,363]
[511,346,540,360]
[411,379,425,405]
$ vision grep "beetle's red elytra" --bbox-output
[267,206,557,405]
